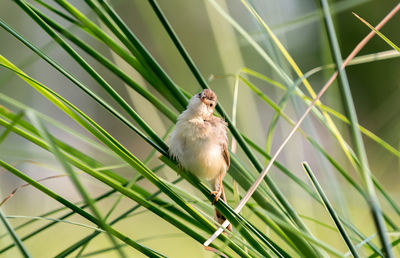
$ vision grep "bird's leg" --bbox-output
[210,174,223,204]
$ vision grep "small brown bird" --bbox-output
[169,89,232,231]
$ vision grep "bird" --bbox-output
[169,89,232,231]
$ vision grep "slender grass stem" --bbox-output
[302,162,359,258]
[0,209,31,258]
[0,160,165,257]
[318,1,398,256]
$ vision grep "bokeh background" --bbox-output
[1,0,399,257]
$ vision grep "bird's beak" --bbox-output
[201,97,207,105]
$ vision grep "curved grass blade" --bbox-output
[27,111,126,257]
[0,206,67,241]
[0,18,166,157]
[0,94,114,156]
[51,0,183,111]
[0,61,251,257]
[14,0,168,153]
[302,162,359,257]
[0,160,166,257]
[0,209,31,258]
[0,118,237,255]
[30,7,177,122]
[91,0,188,109]
[33,1,182,112]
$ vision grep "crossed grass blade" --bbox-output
[319,1,399,256]
[0,55,252,257]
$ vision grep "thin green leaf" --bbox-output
[0,209,31,258]
[354,13,400,53]
[5,215,104,232]
[0,160,165,257]
[0,110,24,144]
[302,162,359,257]
[319,1,394,256]
[27,111,126,257]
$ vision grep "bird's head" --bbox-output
[187,89,217,119]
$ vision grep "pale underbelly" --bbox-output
[180,141,226,181]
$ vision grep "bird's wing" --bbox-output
[222,143,230,168]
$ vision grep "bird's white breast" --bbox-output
[169,117,227,181]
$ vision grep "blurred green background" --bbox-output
[1,0,400,257]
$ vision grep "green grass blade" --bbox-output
[0,209,31,258]
[0,160,165,257]
[161,156,306,257]
[319,1,393,256]
[354,13,400,53]
[5,216,104,232]
[33,1,182,111]
[147,0,209,93]
[15,1,169,153]
[0,59,253,257]
[0,189,116,254]
[0,19,166,156]
[34,0,80,26]
[0,206,67,241]
[52,0,182,110]
[245,135,384,254]
[0,116,239,255]
[0,110,24,144]
[92,0,188,109]
[242,65,400,161]
[30,7,177,122]
[302,162,359,257]
[27,111,126,258]
[0,94,114,156]
[240,69,400,225]
[261,210,343,257]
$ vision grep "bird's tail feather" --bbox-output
[214,186,232,232]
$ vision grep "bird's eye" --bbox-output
[209,103,213,107]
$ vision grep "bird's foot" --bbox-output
[210,190,222,204]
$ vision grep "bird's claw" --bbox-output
[211,191,221,205]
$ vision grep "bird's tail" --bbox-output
[214,186,232,232]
